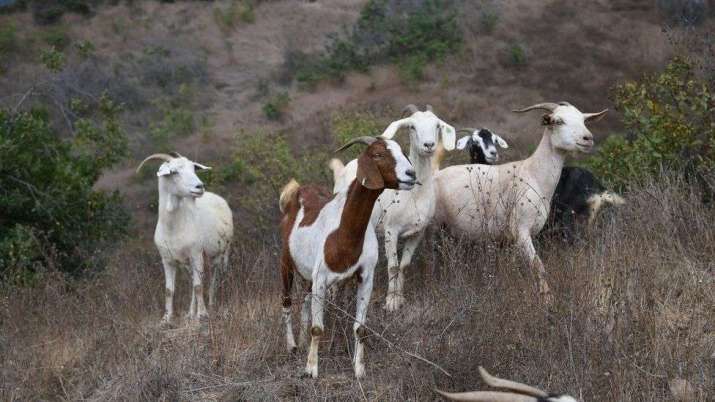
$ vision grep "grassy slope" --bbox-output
[1,1,713,401]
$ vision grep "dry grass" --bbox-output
[1,175,713,401]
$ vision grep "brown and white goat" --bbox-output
[279,136,416,378]
[436,366,578,402]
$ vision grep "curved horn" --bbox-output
[435,390,538,402]
[402,104,420,116]
[335,136,377,153]
[584,109,608,123]
[168,151,183,158]
[136,153,174,174]
[457,128,478,135]
[512,102,560,113]
[425,104,434,112]
[478,367,549,398]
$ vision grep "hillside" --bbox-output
[1,1,713,401]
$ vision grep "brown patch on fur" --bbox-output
[297,185,334,227]
[323,139,403,273]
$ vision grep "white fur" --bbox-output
[331,109,456,311]
[149,156,233,324]
[285,139,414,378]
[434,103,604,300]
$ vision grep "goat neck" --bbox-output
[522,128,566,200]
[157,179,196,230]
[409,144,435,189]
[332,180,383,252]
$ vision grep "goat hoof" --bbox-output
[159,316,173,329]
[302,366,318,379]
[290,346,298,354]
[384,294,405,312]
[354,363,366,379]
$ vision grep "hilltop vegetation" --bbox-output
[0,0,713,400]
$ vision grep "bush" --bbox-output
[331,110,383,160]
[287,0,462,87]
[39,25,70,49]
[40,46,65,71]
[0,102,129,283]
[262,92,290,121]
[32,0,94,25]
[479,3,500,33]
[0,23,17,55]
[586,57,715,190]
[508,42,527,66]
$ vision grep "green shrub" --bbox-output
[331,110,383,161]
[0,100,129,282]
[0,23,17,55]
[586,57,715,190]
[480,4,500,33]
[508,42,527,66]
[207,131,329,238]
[150,85,196,147]
[288,0,462,87]
[397,53,427,84]
[75,39,95,58]
[40,46,65,71]
[262,92,290,121]
[40,25,70,49]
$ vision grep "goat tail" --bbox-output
[279,179,300,214]
[432,141,446,171]
[599,191,626,206]
[328,158,344,179]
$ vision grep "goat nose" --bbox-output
[423,141,435,149]
[406,169,416,179]
[489,150,497,156]
[195,183,205,191]
[583,135,593,142]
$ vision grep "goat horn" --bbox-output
[512,102,560,113]
[457,128,478,135]
[425,104,434,112]
[335,136,377,153]
[402,104,420,116]
[136,153,174,174]
[435,390,539,402]
[478,367,549,398]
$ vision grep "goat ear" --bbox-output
[194,162,212,171]
[356,153,384,190]
[380,118,412,140]
[456,136,471,150]
[157,163,173,177]
[440,122,457,151]
[584,109,608,124]
[494,134,509,149]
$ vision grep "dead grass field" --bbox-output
[1,176,713,401]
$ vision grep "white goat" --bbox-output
[434,102,607,301]
[279,137,416,378]
[136,152,233,324]
[330,104,456,311]
[437,366,578,402]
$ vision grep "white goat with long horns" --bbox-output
[137,152,233,324]
[330,104,456,311]
[434,102,607,302]
[436,366,578,401]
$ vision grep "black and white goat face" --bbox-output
[456,128,509,164]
